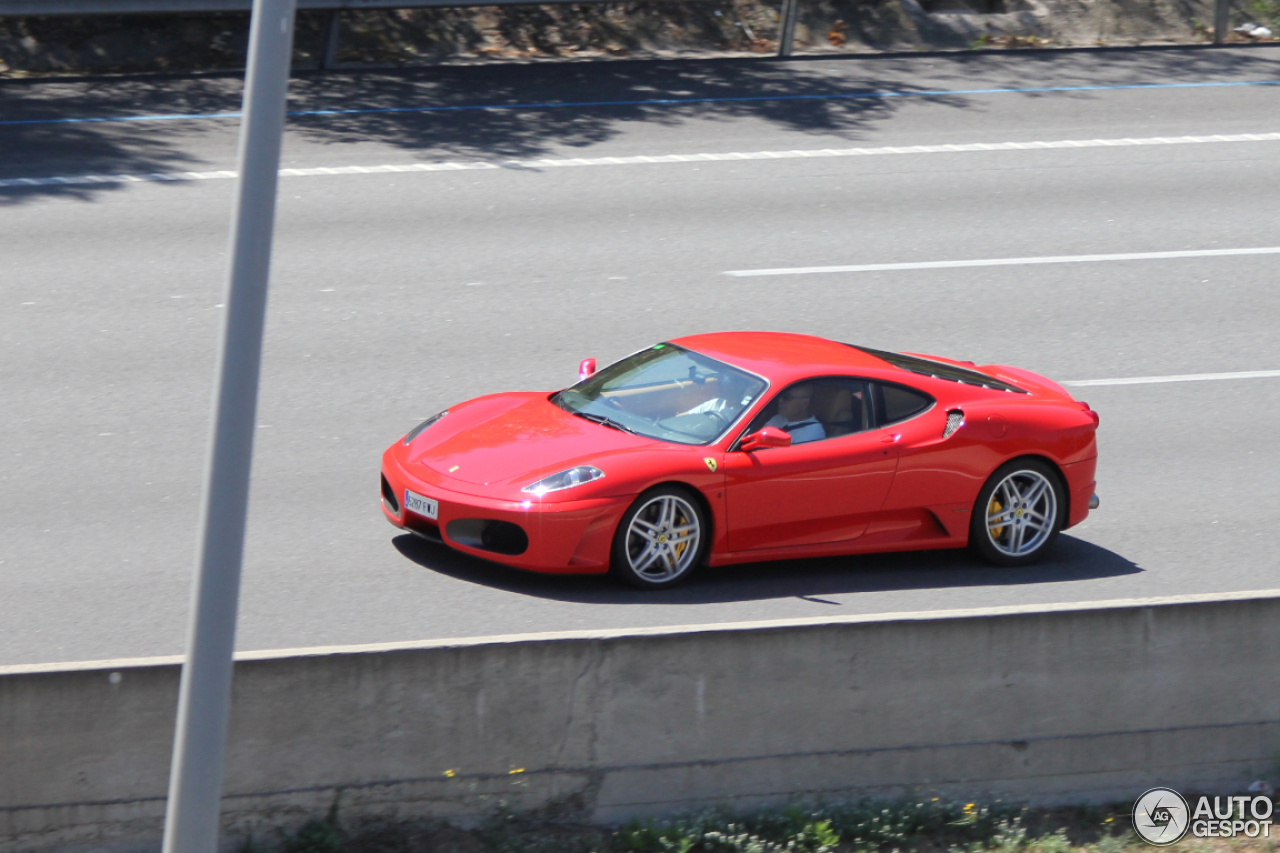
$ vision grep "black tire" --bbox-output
[970,458,1065,567]
[610,485,708,589]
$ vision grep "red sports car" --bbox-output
[381,332,1099,588]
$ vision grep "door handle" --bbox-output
[880,433,901,444]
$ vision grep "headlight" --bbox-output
[522,466,605,496]
[403,410,448,445]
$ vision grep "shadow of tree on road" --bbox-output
[0,56,960,205]
[392,531,1140,606]
[4,44,1276,204]
[280,57,967,161]
[276,43,1280,160]
[0,73,239,205]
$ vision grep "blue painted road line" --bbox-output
[2,79,1280,128]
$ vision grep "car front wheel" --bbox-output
[611,486,706,589]
[970,459,1064,567]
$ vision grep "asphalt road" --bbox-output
[3,46,1279,666]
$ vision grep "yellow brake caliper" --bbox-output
[988,498,1005,541]
[672,508,690,559]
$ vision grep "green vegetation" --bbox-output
[243,797,1180,853]
[239,801,346,853]
[1245,0,1280,27]
[282,802,347,853]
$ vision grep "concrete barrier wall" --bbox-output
[4,591,1280,852]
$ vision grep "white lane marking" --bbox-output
[3,131,1279,189]
[725,247,1280,276]
[1065,369,1280,387]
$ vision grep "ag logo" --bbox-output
[703,458,718,472]
[1133,787,1191,846]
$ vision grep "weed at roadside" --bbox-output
[231,796,1161,853]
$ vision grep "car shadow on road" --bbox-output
[392,532,1139,605]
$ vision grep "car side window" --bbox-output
[742,378,873,445]
[875,382,934,426]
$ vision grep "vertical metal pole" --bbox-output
[160,0,295,851]
[1214,0,1229,43]
[321,9,341,70]
[777,0,798,57]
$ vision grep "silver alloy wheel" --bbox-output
[984,468,1058,557]
[624,493,702,583]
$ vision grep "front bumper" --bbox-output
[381,455,627,574]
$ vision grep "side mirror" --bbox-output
[578,358,597,381]
[740,426,792,452]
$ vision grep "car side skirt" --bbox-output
[707,507,967,567]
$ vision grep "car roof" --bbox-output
[670,331,892,384]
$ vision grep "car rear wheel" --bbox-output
[611,486,706,589]
[970,459,1064,567]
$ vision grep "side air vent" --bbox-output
[943,409,965,439]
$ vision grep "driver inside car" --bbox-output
[765,385,825,444]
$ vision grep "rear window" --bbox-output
[879,384,933,424]
[850,345,1028,394]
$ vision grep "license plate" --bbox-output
[404,489,438,520]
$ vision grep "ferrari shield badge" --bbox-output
[703,458,718,472]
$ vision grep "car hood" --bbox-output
[408,392,656,488]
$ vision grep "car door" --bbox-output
[872,379,990,517]
[722,378,899,552]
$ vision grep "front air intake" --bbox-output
[381,475,400,513]
[943,410,965,439]
[447,519,530,556]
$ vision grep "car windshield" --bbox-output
[552,343,767,446]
